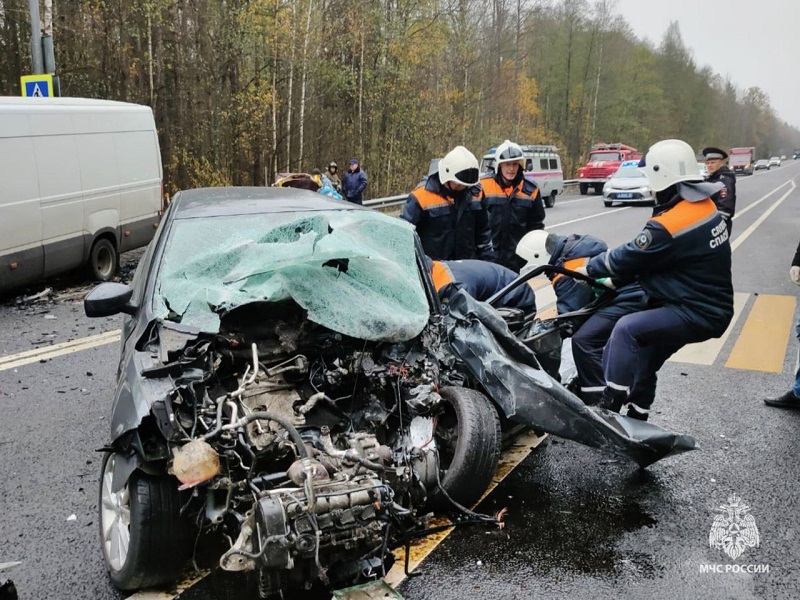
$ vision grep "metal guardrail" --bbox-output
[364,180,581,210]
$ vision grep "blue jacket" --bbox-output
[401,173,495,261]
[587,195,733,336]
[548,234,645,321]
[429,258,536,314]
[342,167,368,204]
[480,172,545,272]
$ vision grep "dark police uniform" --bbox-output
[586,192,734,414]
[702,146,737,234]
[428,258,536,314]
[480,172,545,272]
[401,173,494,261]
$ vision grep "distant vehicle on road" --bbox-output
[780,155,786,161]
[602,165,654,207]
[754,159,770,171]
[577,143,642,195]
[769,156,781,168]
[729,147,756,175]
[793,149,800,159]
[0,97,163,293]
[698,162,709,178]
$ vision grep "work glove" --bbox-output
[595,277,616,289]
[791,265,800,286]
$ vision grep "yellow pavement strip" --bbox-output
[669,292,750,366]
[725,294,797,373]
[0,329,121,372]
[384,430,546,588]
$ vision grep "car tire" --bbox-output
[99,453,189,590]
[88,238,119,282]
[545,191,556,208]
[430,386,501,509]
[579,183,588,195]
[604,200,613,207]
[593,183,604,195]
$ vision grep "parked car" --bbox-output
[754,159,770,171]
[769,156,781,168]
[781,155,786,160]
[602,166,655,207]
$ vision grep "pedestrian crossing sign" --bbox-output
[20,74,54,98]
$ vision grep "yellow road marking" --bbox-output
[0,329,121,372]
[725,294,797,373]
[384,430,546,588]
[669,292,750,366]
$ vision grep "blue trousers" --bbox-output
[571,314,616,404]
[793,318,800,398]
[602,306,714,410]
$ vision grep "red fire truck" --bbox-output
[577,143,642,195]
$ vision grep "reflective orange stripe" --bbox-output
[652,199,716,235]
[431,261,455,291]
[412,186,454,210]
[481,177,515,196]
[552,257,588,283]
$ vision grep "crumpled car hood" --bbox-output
[444,290,697,467]
[153,210,430,342]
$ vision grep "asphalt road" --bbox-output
[2,162,800,600]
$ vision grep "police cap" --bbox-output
[702,147,728,160]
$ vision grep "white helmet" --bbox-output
[438,146,480,186]
[516,230,559,268]
[494,140,525,168]
[641,139,703,192]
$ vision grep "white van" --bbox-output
[0,97,163,292]
[480,144,564,208]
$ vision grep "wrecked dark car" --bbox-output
[86,187,696,597]
[86,188,503,596]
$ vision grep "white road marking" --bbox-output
[730,181,797,252]
[549,206,630,229]
[0,329,121,372]
[731,179,792,221]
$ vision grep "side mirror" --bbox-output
[84,283,138,317]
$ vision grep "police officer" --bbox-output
[702,146,736,234]
[577,139,734,420]
[480,140,545,271]
[517,230,646,407]
[427,257,536,314]
[401,146,494,261]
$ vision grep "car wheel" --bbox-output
[604,200,613,207]
[579,183,588,195]
[99,453,189,590]
[88,238,119,282]
[430,386,501,509]
[545,190,556,208]
[593,183,604,195]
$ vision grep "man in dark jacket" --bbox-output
[480,140,545,271]
[702,146,736,234]
[342,158,368,204]
[427,256,536,314]
[764,240,800,408]
[517,230,646,408]
[401,146,494,261]
[578,140,734,420]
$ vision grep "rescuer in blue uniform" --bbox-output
[702,146,737,234]
[426,257,536,314]
[401,146,495,261]
[480,140,545,272]
[516,230,646,407]
[576,139,734,420]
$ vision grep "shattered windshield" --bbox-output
[153,210,430,341]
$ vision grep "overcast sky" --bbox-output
[612,0,800,129]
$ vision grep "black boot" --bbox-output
[764,390,800,409]
[598,387,627,413]
[625,404,649,421]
